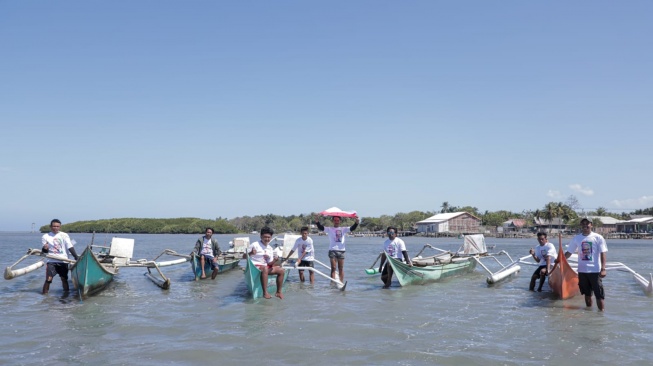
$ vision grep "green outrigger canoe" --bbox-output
[244,254,290,298]
[70,246,119,299]
[191,252,241,281]
[384,251,477,286]
[191,237,249,281]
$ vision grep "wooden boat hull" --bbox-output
[191,253,240,280]
[70,246,118,298]
[385,253,476,286]
[244,254,289,298]
[548,243,580,300]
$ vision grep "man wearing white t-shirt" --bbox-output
[286,226,315,284]
[246,227,286,299]
[562,218,608,311]
[41,219,79,295]
[191,227,221,280]
[528,232,557,292]
[315,215,359,282]
[378,226,412,289]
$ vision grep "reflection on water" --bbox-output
[0,232,652,365]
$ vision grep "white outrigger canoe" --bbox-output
[4,237,191,294]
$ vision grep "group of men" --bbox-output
[528,217,608,311]
[40,216,610,311]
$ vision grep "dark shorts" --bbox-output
[532,265,547,277]
[328,250,345,260]
[46,263,69,280]
[298,260,314,269]
[201,254,217,270]
[578,272,604,299]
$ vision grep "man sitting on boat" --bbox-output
[378,226,412,289]
[528,232,557,292]
[192,227,221,279]
[41,219,79,295]
[246,227,286,299]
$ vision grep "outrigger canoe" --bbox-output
[548,239,580,300]
[70,246,118,299]
[384,251,476,286]
[519,233,653,297]
[4,237,190,296]
[191,253,241,281]
[244,254,290,298]
[191,236,249,281]
[370,234,519,286]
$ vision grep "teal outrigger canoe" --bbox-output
[70,246,118,299]
[384,251,476,286]
[191,253,241,281]
[244,254,290,298]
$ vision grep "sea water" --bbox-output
[1,232,651,365]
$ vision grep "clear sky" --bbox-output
[1,1,652,231]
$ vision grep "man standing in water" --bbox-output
[562,218,608,311]
[528,232,557,292]
[246,227,286,299]
[285,226,315,284]
[378,226,412,288]
[41,219,79,294]
[315,214,359,282]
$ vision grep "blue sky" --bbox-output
[1,1,652,231]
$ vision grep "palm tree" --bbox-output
[531,209,541,233]
[542,202,559,233]
[558,203,575,232]
[441,202,450,214]
[595,207,608,216]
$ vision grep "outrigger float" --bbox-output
[365,234,521,286]
[519,233,653,298]
[4,237,190,299]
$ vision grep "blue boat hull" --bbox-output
[191,253,241,281]
[244,254,289,298]
[70,246,117,299]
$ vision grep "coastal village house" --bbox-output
[615,216,653,234]
[534,216,622,235]
[533,218,567,233]
[416,212,481,234]
[500,219,527,234]
[586,216,621,235]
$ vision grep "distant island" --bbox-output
[45,217,238,234]
[42,201,653,235]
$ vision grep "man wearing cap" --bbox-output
[563,217,608,311]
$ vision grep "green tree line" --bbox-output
[42,217,238,234]
[42,200,646,234]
